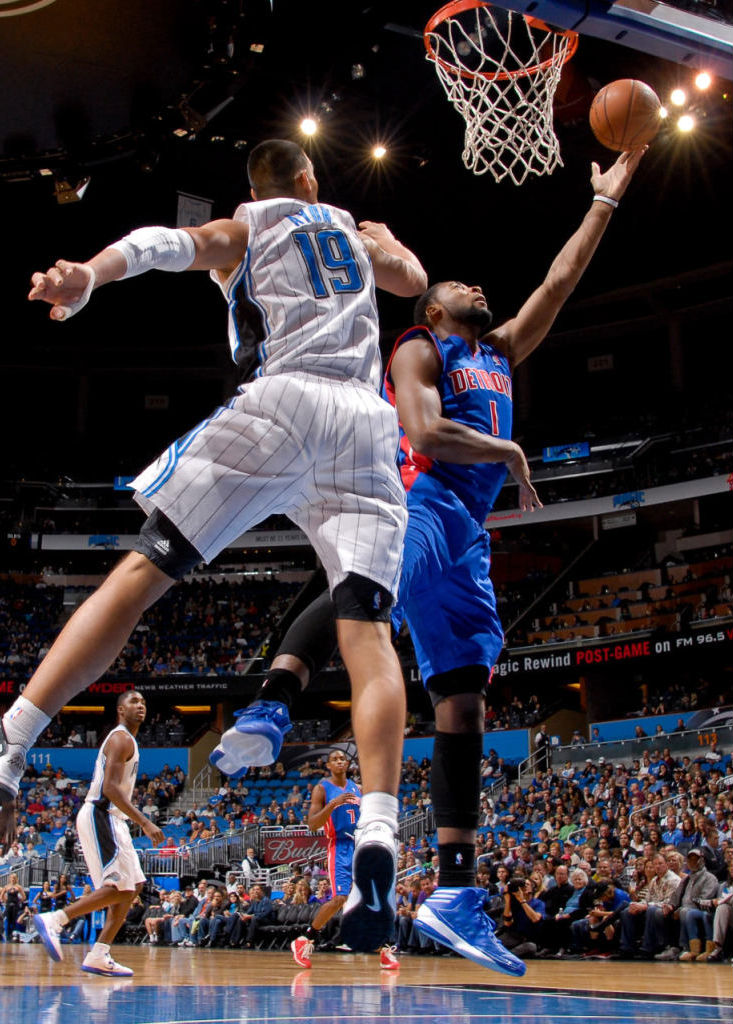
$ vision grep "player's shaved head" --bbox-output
[413,283,444,326]
[247,139,311,199]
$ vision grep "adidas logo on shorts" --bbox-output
[153,539,170,556]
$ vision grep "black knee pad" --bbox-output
[276,589,338,678]
[134,508,203,580]
[431,730,483,830]
[332,572,393,623]
[427,664,489,709]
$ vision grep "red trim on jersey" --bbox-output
[327,840,336,895]
[384,325,441,486]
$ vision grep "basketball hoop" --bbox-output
[425,0,578,185]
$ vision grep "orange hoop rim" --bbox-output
[424,0,578,83]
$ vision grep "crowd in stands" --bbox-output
[3,738,732,961]
[521,549,732,648]
[0,578,64,681]
[0,577,300,682]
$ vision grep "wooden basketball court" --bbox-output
[2,945,731,1023]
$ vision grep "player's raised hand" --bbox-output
[28,260,96,321]
[590,147,647,203]
[505,443,543,513]
[333,792,360,806]
[358,221,397,250]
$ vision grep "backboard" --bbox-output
[483,0,733,78]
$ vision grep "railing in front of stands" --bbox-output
[140,823,260,878]
[548,723,733,773]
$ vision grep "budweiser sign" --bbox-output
[264,834,328,865]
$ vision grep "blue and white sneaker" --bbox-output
[81,951,134,976]
[414,887,526,976]
[35,911,65,962]
[339,820,397,952]
[209,700,292,777]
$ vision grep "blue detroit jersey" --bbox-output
[320,777,361,841]
[384,326,513,524]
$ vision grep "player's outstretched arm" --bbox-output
[102,732,164,846]
[358,221,428,297]
[490,148,646,368]
[28,219,249,322]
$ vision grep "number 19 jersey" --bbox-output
[213,199,381,388]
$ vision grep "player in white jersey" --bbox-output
[3,139,427,950]
[34,690,163,976]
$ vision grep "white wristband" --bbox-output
[109,226,196,279]
[593,194,619,209]
[55,265,96,321]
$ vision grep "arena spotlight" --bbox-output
[670,88,687,106]
[659,106,669,119]
[677,114,695,132]
[694,71,712,91]
[300,117,318,136]
[372,144,387,159]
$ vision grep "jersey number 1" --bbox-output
[293,229,364,297]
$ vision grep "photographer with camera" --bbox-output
[498,877,545,959]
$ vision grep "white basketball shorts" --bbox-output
[76,802,146,892]
[132,373,407,596]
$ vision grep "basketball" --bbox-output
[589,79,662,152]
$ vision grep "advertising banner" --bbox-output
[263,833,328,866]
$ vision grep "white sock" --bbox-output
[3,696,51,749]
[56,910,69,926]
[358,792,399,831]
[91,941,110,957]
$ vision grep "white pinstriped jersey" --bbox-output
[85,723,139,820]
[212,198,381,389]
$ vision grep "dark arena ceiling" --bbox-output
[1,0,731,477]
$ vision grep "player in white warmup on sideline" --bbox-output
[3,139,427,951]
[35,689,164,976]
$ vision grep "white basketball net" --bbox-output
[426,3,577,185]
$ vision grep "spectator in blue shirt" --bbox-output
[661,813,684,846]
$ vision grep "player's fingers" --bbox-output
[47,267,65,288]
[29,271,49,291]
[50,304,71,321]
[591,161,600,177]
[55,259,75,276]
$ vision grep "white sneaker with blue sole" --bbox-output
[35,911,65,962]
[209,700,292,777]
[81,952,134,976]
[415,886,526,976]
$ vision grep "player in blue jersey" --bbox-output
[291,749,399,970]
[387,149,645,972]
[218,149,645,970]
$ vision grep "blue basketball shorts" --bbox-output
[393,473,504,685]
[328,837,355,897]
